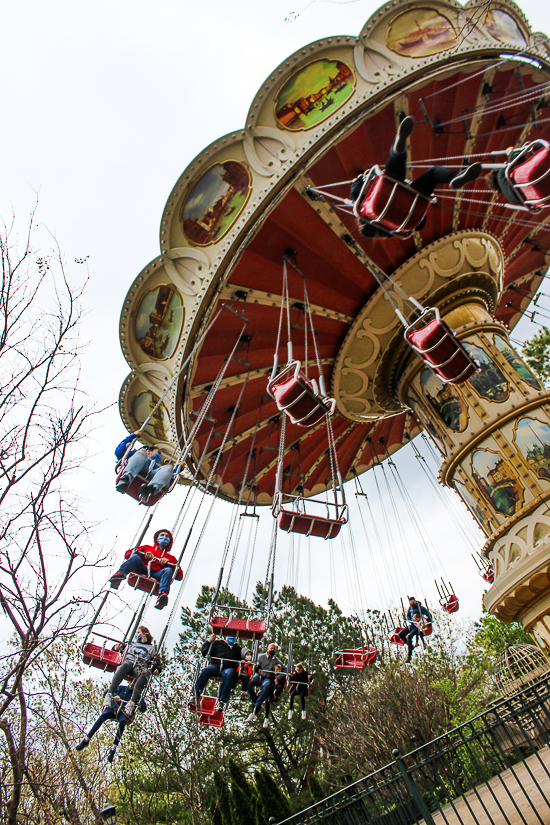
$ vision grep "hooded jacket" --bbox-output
[124,530,183,580]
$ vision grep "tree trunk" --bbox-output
[261,728,294,795]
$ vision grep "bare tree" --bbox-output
[0,207,106,824]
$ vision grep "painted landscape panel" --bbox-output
[387,8,457,58]
[182,161,251,246]
[421,368,468,432]
[132,392,171,442]
[471,448,523,516]
[514,416,550,481]
[275,59,354,131]
[135,285,183,360]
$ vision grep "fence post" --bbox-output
[392,749,437,825]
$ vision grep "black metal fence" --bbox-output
[281,672,550,825]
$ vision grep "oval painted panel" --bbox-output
[420,368,468,432]
[494,335,541,390]
[132,392,171,442]
[181,161,251,246]
[387,8,457,58]
[274,59,355,131]
[135,284,184,360]
[482,9,526,46]
[470,448,523,516]
[463,343,509,402]
[514,417,550,481]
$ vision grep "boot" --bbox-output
[102,692,113,711]
[393,116,415,154]
[109,571,126,590]
[450,162,482,189]
[75,736,90,751]
[106,747,116,763]
[122,700,136,718]
[139,483,154,504]
[155,592,168,610]
[288,710,293,720]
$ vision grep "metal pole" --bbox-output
[392,749,437,825]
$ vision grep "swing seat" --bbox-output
[115,467,166,507]
[277,508,345,539]
[508,141,550,211]
[189,696,225,727]
[482,567,495,584]
[422,623,433,636]
[441,595,459,613]
[390,627,405,645]
[127,573,160,595]
[82,642,123,672]
[210,616,267,640]
[267,362,335,428]
[405,310,477,385]
[355,166,433,238]
[333,649,366,669]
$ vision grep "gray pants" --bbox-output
[121,453,173,493]
[110,660,148,703]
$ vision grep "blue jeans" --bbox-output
[398,624,419,652]
[248,675,273,710]
[195,664,237,704]
[87,708,126,746]
[120,453,172,492]
[118,554,173,594]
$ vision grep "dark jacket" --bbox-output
[105,685,147,714]
[256,652,286,678]
[406,601,432,623]
[202,638,243,670]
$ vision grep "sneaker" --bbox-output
[450,162,482,189]
[302,710,307,720]
[288,710,293,720]
[139,484,153,504]
[75,736,90,751]
[263,718,269,729]
[109,572,126,590]
[115,477,130,494]
[216,700,226,713]
[106,747,116,763]
[122,700,136,718]
[246,711,257,723]
[155,592,168,610]
[102,692,113,711]
[393,116,415,153]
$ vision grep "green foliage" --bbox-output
[228,759,256,824]
[214,770,232,825]
[473,612,534,658]
[522,326,550,386]
[307,775,326,802]
[255,768,293,823]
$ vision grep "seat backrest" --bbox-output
[510,144,550,205]
[358,170,430,235]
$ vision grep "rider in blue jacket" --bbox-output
[115,429,183,503]
[398,596,432,663]
[75,684,146,763]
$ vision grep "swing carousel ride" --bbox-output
[101,0,550,726]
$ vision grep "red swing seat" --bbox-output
[420,622,433,636]
[441,595,459,613]
[115,466,166,507]
[127,573,160,595]
[277,508,345,539]
[405,309,477,385]
[210,616,267,640]
[354,165,434,238]
[508,140,550,211]
[482,565,495,584]
[267,362,335,428]
[334,647,376,668]
[189,696,225,727]
[82,642,123,673]
[390,627,405,645]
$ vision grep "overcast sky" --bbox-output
[2,0,548,648]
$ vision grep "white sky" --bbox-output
[2,0,549,649]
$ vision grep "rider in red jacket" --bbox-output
[109,529,183,610]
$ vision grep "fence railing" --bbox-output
[280,672,550,825]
